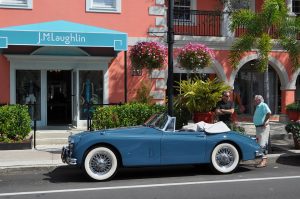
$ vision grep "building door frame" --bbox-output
[7,54,111,128]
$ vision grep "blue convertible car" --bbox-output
[62,113,263,181]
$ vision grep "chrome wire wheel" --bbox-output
[211,143,239,174]
[90,152,112,175]
[84,147,118,181]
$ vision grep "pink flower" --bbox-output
[177,43,214,71]
[130,41,167,70]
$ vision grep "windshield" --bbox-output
[144,113,168,130]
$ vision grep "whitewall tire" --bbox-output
[84,147,118,181]
[211,143,240,174]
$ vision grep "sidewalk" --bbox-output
[0,121,300,169]
[0,149,64,169]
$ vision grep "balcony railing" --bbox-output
[235,26,279,38]
[173,10,300,40]
[173,10,222,37]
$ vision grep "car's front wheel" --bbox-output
[211,143,240,174]
[84,146,118,181]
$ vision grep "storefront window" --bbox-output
[79,70,103,120]
[16,70,41,120]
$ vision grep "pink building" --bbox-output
[0,0,299,127]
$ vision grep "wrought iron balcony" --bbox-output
[173,10,222,37]
[173,9,300,40]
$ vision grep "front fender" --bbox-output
[204,132,261,162]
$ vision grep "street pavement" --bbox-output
[0,121,299,169]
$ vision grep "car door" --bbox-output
[117,127,163,166]
[161,130,206,165]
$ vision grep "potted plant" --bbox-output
[177,42,215,71]
[174,77,231,123]
[286,102,300,121]
[129,41,167,72]
[285,121,300,149]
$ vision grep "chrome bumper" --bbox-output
[255,150,264,159]
[61,146,77,165]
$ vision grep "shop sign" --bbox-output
[37,32,86,45]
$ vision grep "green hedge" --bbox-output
[92,103,166,130]
[0,105,31,142]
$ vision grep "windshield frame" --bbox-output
[144,113,175,131]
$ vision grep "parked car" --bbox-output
[61,113,263,181]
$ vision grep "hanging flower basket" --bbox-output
[129,41,167,70]
[177,42,215,71]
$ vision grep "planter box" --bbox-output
[193,112,214,123]
[293,136,300,149]
[0,139,32,150]
[286,110,300,121]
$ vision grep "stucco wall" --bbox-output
[0,0,156,37]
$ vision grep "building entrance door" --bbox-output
[47,70,72,125]
[234,62,280,115]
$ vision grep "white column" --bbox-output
[286,0,296,16]
[221,0,234,37]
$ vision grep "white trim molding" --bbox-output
[288,68,300,90]
[228,54,290,90]
[86,0,121,13]
[0,0,32,9]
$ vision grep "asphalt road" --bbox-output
[0,155,300,199]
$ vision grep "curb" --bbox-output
[1,151,299,170]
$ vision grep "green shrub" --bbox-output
[134,81,154,104]
[231,123,246,134]
[0,105,31,142]
[285,121,300,141]
[286,102,300,111]
[174,78,231,113]
[92,103,166,130]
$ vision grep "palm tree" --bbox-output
[229,0,300,106]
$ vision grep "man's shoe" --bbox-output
[256,163,267,168]
[256,159,267,168]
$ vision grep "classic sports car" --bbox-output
[62,113,263,181]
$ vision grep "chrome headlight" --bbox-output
[68,136,75,144]
[68,136,76,155]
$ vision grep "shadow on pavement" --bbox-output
[44,164,252,183]
[276,153,300,167]
[269,145,287,154]
[43,166,92,183]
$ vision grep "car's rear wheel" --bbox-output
[84,146,118,181]
[211,143,239,174]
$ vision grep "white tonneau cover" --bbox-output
[182,121,230,133]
